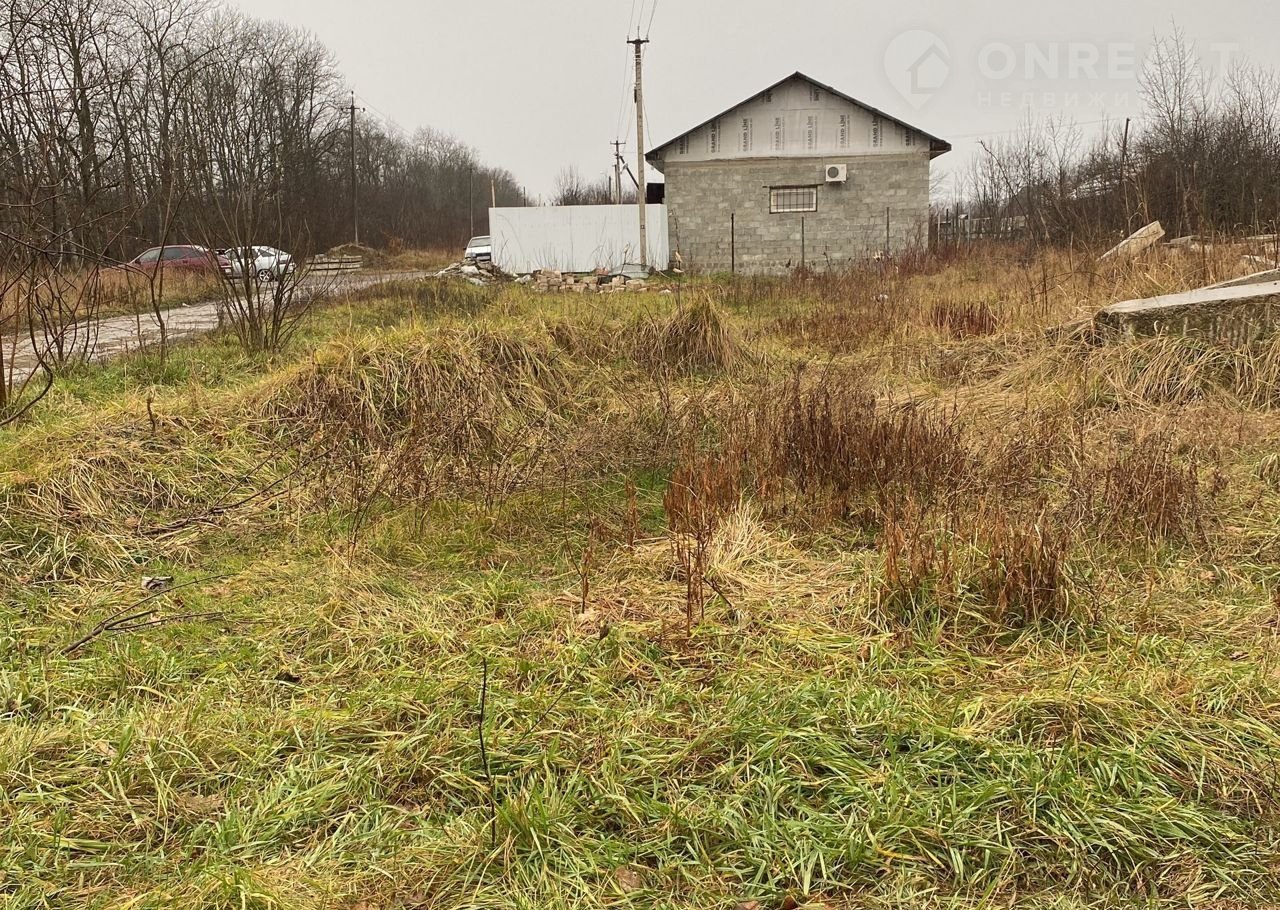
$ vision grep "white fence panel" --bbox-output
[489,205,668,274]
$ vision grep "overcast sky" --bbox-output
[234,0,1267,199]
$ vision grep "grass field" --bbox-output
[3,244,1280,909]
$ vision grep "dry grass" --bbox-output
[326,242,455,272]
[622,293,751,376]
[1,267,224,331]
[4,242,1280,909]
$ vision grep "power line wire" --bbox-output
[615,43,634,141]
[353,91,400,132]
[645,0,658,38]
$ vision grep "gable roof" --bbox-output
[646,71,952,164]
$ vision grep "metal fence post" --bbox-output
[801,216,806,271]
[731,212,736,276]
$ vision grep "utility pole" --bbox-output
[629,37,650,269]
[345,92,365,245]
[612,140,624,204]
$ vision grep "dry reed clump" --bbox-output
[774,293,904,355]
[663,448,746,631]
[543,317,620,364]
[1257,453,1280,489]
[981,409,1083,498]
[877,498,1079,631]
[261,325,578,515]
[657,370,975,541]
[622,294,750,375]
[929,298,999,338]
[1099,242,1266,302]
[971,505,1076,625]
[736,370,972,510]
[1072,431,1221,545]
[878,496,957,619]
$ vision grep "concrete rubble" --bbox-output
[1095,280,1280,344]
[434,258,662,294]
[434,257,507,286]
[1207,267,1280,291]
[1100,221,1165,262]
[526,268,655,294]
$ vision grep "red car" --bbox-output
[124,245,231,277]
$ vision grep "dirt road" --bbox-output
[6,270,430,385]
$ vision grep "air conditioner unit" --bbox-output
[825,164,848,184]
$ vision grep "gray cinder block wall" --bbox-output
[664,153,930,274]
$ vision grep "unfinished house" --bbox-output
[647,72,951,274]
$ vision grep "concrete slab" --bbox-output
[1096,280,1280,343]
[1207,267,1280,291]
[1101,221,1165,262]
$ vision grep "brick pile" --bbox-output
[520,270,652,294]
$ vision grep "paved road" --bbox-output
[6,270,430,384]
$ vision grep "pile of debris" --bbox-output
[1096,223,1280,342]
[1101,221,1280,275]
[433,258,508,286]
[516,268,655,294]
[432,259,666,294]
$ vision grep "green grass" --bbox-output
[2,261,1280,909]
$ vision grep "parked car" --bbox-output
[124,244,231,277]
[221,246,297,282]
[464,236,492,262]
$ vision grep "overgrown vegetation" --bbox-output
[3,245,1280,909]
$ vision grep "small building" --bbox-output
[647,72,951,274]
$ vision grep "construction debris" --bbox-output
[1096,279,1280,344]
[529,269,652,294]
[432,259,661,294]
[1206,266,1280,291]
[433,258,507,286]
[1100,221,1166,262]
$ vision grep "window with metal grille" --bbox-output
[770,186,818,214]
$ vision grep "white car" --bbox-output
[464,236,492,262]
[222,246,297,282]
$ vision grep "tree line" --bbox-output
[0,0,529,267]
[951,30,1280,245]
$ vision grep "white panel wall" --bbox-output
[489,205,669,275]
[658,75,923,164]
